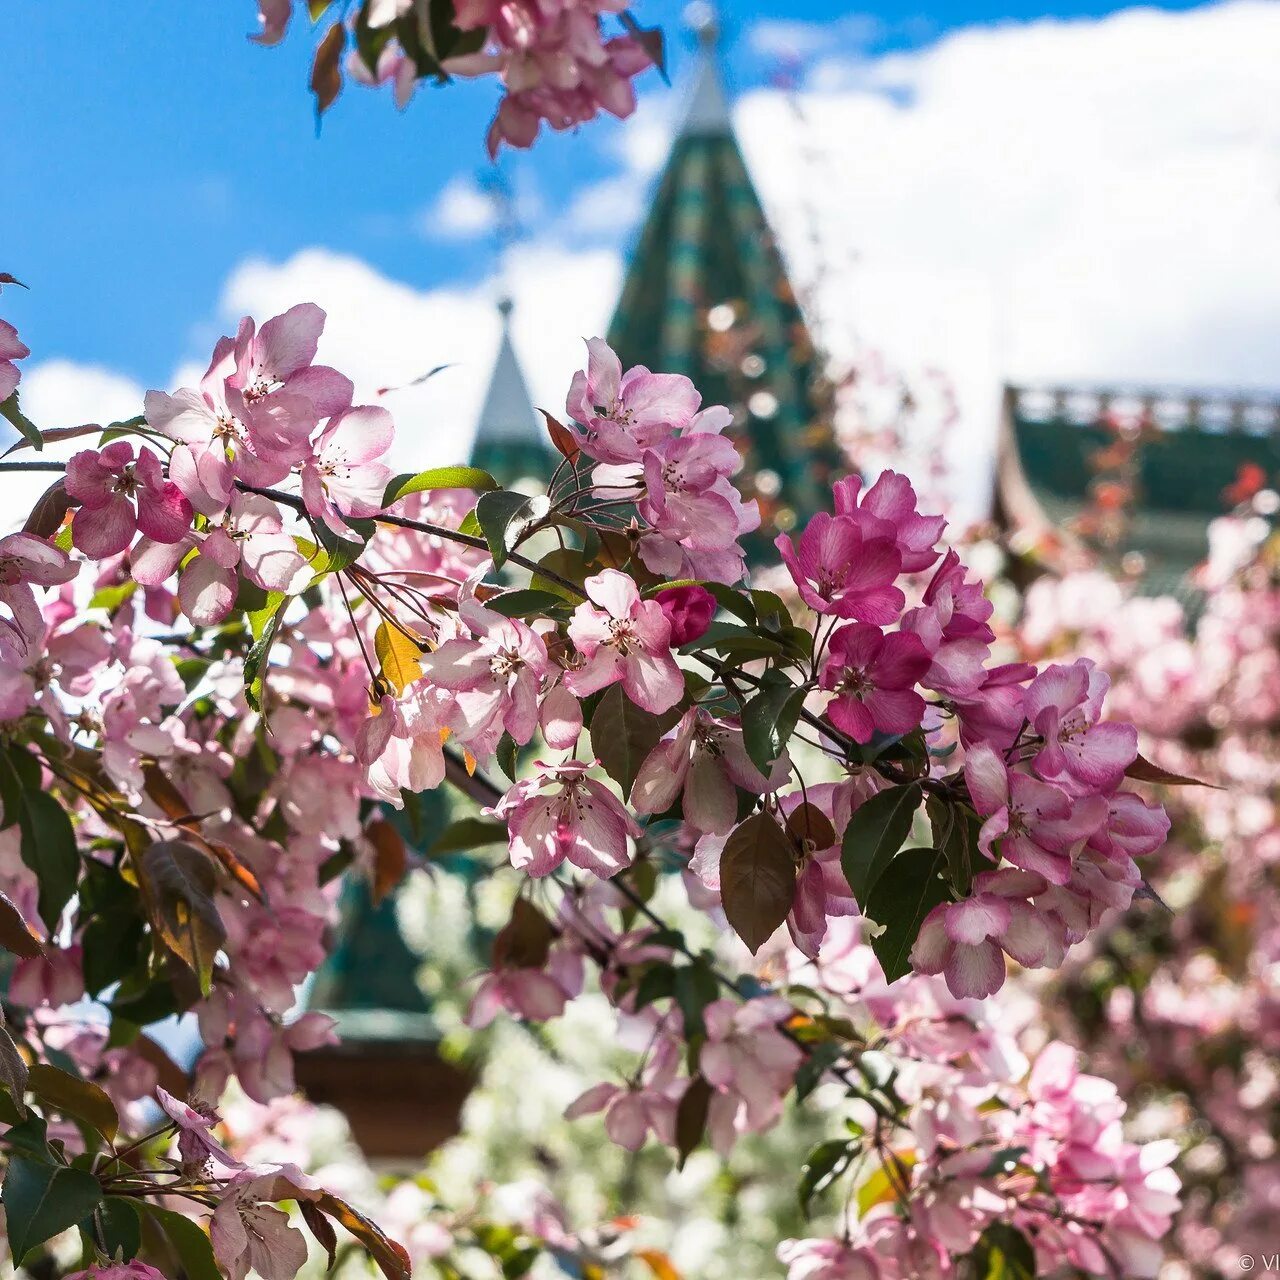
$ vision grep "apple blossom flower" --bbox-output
[0,318,29,401]
[8,945,84,1007]
[65,442,193,558]
[564,1079,677,1151]
[66,1265,167,1280]
[564,569,684,714]
[776,513,904,623]
[299,404,395,537]
[964,742,1107,884]
[832,469,945,573]
[566,338,699,464]
[1025,659,1138,792]
[487,759,640,878]
[156,1086,242,1170]
[901,549,995,696]
[250,0,293,45]
[819,623,932,744]
[778,1238,882,1280]
[424,587,553,761]
[466,967,572,1028]
[211,1171,310,1280]
[631,707,779,834]
[0,532,78,661]
[131,491,312,626]
[229,303,353,420]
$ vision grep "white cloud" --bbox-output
[20,360,145,430]
[218,243,621,469]
[419,175,498,240]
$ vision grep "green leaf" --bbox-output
[144,1205,222,1280]
[797,1139,856,1216]
[246,589,287,641]
[589,685,679,795]
[484,588,566,619]
[495,733,519,782]
[476,490,550,568]
[382,466,498,508]
[718,812,796,954]
[84,1196,141,1262]
[864,846,950,983]
[2,1156,104,1264]
[966,1223,1037,1280]
[674,1075,711,1169]
[27,1064,119,1142]
[840,783,922,904]
[14,788,79,934]
[794,1041,844,1102]
[673,962,719,1037]
[243,595,290,713]
[428,818,509,856]
[0,390,41,450]
[633,964,678,1009]
[740,674,806,773]
[139,841,226,995]
[492,900,556,970]
[0,1023,28,1118]
[927,795,978,898]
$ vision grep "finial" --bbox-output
[497,295,514,321]
[684,1,719,49]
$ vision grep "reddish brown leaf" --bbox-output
[21,479,72,539]
[719,812,796,954]
[315,1192,411,1280]
[310,22,346,119]
[1125,753,1221,789]
[540,409,581,462]
[492,898,556,970]
[674,1074,711,1170]
[300,1200,339,1268]
[367,819,408,904]
[131,1033,191,1098]
[0,891,44,959]
[786,803,837,852]
[0,273,29,291]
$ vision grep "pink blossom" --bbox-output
[347,40,417,109]
[779,1238,881,1280]
[701,997,803,1152]
[0,532,78,662]
[631,707,779,834]
[466,967,572,1028]
[300,404,395,537]
[424,587,553,760]
[365,682,450,805]
[776,513,904,623]
[229,303,353,420]
[8,945,84,1007]
[0,318,30,401]
[965,743,1107,884]
[65,443,193,558]
[66,1265,167,1280]
[156,1086,242,1170]
[1025,659,1138,792]
[211,1171,310,1280]
[131,492,311,626]
[655,583,717,646]
[566,338,700,464]
[488,759,640,878]
[249,0,293,45]
[832,469,945,573]
[564,1079,677,1151]
[901,549,995,696]
[819,623,931,743]
[911,867,1062,997]
[565,569,684,714]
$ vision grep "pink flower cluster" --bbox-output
[446,2,652,156]
[567,337,760,583]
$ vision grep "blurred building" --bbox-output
[994,383,1280,600]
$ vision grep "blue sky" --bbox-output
[9,0,1220,389]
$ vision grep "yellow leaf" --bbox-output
[374,621,424,694]
[856,1150,917,1216]
[637,1250,683,1280]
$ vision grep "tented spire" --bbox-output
[469,296,556,487]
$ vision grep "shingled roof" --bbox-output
[994,383,1280,599]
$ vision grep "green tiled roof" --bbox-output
[1002,384,1280,599]
[606,24,843,545]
